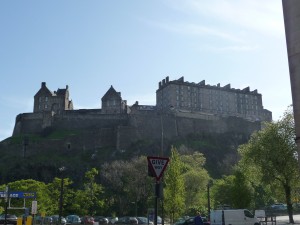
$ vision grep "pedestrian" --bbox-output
[194,211,204,225]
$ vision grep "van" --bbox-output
[210,209,260,225]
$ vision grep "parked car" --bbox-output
[51,215,67,225]
[94,216,109,225]
[0,214,18,225]
[136,217,153,225]
[81,216,95,225]
[107,217,118,224]
[173,216,210,225]
[271,203,287,210]
[149,216,162,225]
[66,215,81,224]
[115,217,138,225]
[44,216,53,225]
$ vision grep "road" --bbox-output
[276,215,300,225]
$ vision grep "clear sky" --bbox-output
[0,0,292,141]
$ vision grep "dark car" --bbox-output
[148,216,162,225]
[51,215,67,225]
[66,215,81,224]
[136,217,153,225]
[94,216,108,225]
[81,216,95,225]
[115,217,137,225]
[0,214,18,225]
[174,216,210,225]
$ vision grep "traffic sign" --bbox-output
[147,156,169,181]
[0,191,36,199]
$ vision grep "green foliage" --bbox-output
[180,152,210,215]
[164,146,186,223]
[237,108,299,223]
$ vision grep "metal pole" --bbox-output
[207,184,211,221]
[135,202,138,217]
[154,184,158,225]
[160,113,164,225]
[4,186,9,225]
[59,168,65,225]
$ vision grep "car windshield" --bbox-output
[137,217,147,223]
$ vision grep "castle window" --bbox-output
[45,97,48,102]
[45,104,48,109]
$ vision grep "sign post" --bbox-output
[147,156,169,225]
[31,200,37,215]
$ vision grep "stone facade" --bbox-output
[156,76,272,122]
[101,85,128,114]
[33,82,73,114]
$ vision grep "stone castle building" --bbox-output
[156,76,272,122]
[34,82,73,114]
[12,76,271,151]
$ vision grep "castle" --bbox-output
[12,76,271,151]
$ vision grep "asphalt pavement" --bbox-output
[276,215,300,225]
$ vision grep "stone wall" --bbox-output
[12,109,262,151]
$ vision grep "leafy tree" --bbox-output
[101,160,128,215]
[0,179,50,215]
[164,146,185,223]
[47,177,74,216]
[238,109,299,223]
[74,168,104,216]
[100,156,153,216]
[181,152,210,214]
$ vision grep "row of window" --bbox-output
[39,96,48,102]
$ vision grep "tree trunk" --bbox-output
[284,183,294,224]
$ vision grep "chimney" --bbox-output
[42,82,46,88]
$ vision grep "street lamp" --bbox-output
[207,180,213,221]
[59,166,66,225]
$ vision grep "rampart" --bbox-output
[12,109,262,151]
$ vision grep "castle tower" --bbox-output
[33,82,73,114]
[101,85,127,114]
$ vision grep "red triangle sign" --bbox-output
[147,156,169,181]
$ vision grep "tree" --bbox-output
[164,146,185,223]
[238,109,299,223]
[211,171,254,210]
[78,168,104,215]
[47,177,74,215]
[181,152,210,214]
[0,179,51,215]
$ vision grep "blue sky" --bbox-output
[0,0,291,141]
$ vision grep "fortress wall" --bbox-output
[13,113,46,136]
[52,114,128,130]
[12,110,262,151]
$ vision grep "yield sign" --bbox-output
[147,156,169,181]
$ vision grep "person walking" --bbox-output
[194,212,204,225]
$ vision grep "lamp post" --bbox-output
[207,180,213,221]
[58,166,66,225]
